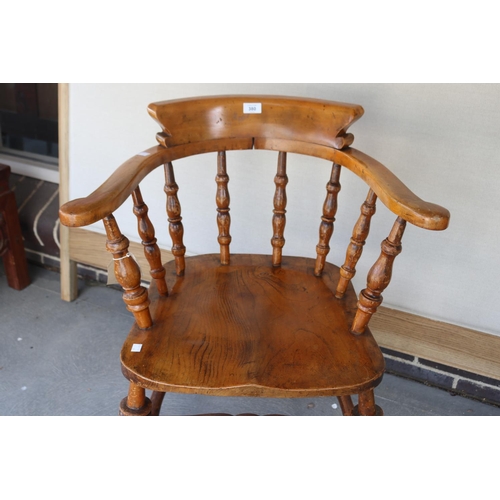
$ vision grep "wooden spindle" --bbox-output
[336,189,377,298]
[164,162,186,276]
[216,151,231,265]
[271,152,288,266]
[351,217,406,334]
[132,187,168,296]
[314,163,341,276]
[103,214,152,329]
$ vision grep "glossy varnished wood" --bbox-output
[352,217,406,334]
[164,162,186,276]
[215,151,231,264]
[132,187,168,295]
[271,152,288,266]
[336,189,377,298]
[148,95,363,149]
[103,214,152,329]
[315,163,341,276]
[121,254,385,397]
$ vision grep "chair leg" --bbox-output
[119,382,152,416]
[150,391,166,416]
[352,389,384,416]
[337,395,354,416]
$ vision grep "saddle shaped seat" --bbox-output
[121,254,384,398]
[59,95,450,416]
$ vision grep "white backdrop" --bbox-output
[68,83,500,336]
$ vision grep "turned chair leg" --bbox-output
[352,389,384,416]
[337,395,354,416]
[119,382,152,416]
[150,391,166,416]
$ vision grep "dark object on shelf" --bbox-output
[0,164,30,290]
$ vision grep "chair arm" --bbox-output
[334,148,450,231]
[59,137,255,228]
[59,141,450,232]
[59,146,170,227]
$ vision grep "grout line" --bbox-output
[383,353,500,391]
[26,248,59,262]
[10,175,26,191]
[17,180,44,213]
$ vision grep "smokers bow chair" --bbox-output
[59,96,450,416]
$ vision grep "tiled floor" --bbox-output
[2,262,500,416]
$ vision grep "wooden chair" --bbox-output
[0,164,30,290]
[59,96,450,416]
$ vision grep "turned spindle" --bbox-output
[132,187,168,296]
[314,163,341,276]
[164,162,186,276]
[103,214,152,329]
[351,216,406,334]
[336,189,377,298]
[216,151,231,265]
[271,152,288,266]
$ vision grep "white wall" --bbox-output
[68,83,500,336]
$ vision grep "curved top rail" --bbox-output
[148,95,364,150]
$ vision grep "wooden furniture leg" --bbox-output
[352,389,384,416]
[0,164,30,290]
[337,395,354,416]
[150,391,166,416]
[119,382,152,416]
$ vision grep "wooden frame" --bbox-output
[58,83,77,301]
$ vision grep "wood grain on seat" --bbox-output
[121,255,385,398]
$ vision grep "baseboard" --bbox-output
[370,308,500,382]
[370,310,500,406]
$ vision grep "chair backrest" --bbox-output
[148,95,364,149]
[59,95,450,334]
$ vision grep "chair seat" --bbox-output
[120,254,385,398]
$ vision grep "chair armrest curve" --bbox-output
[335,148,450,230]
[59,137,255,227]
[59,146,170,227]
